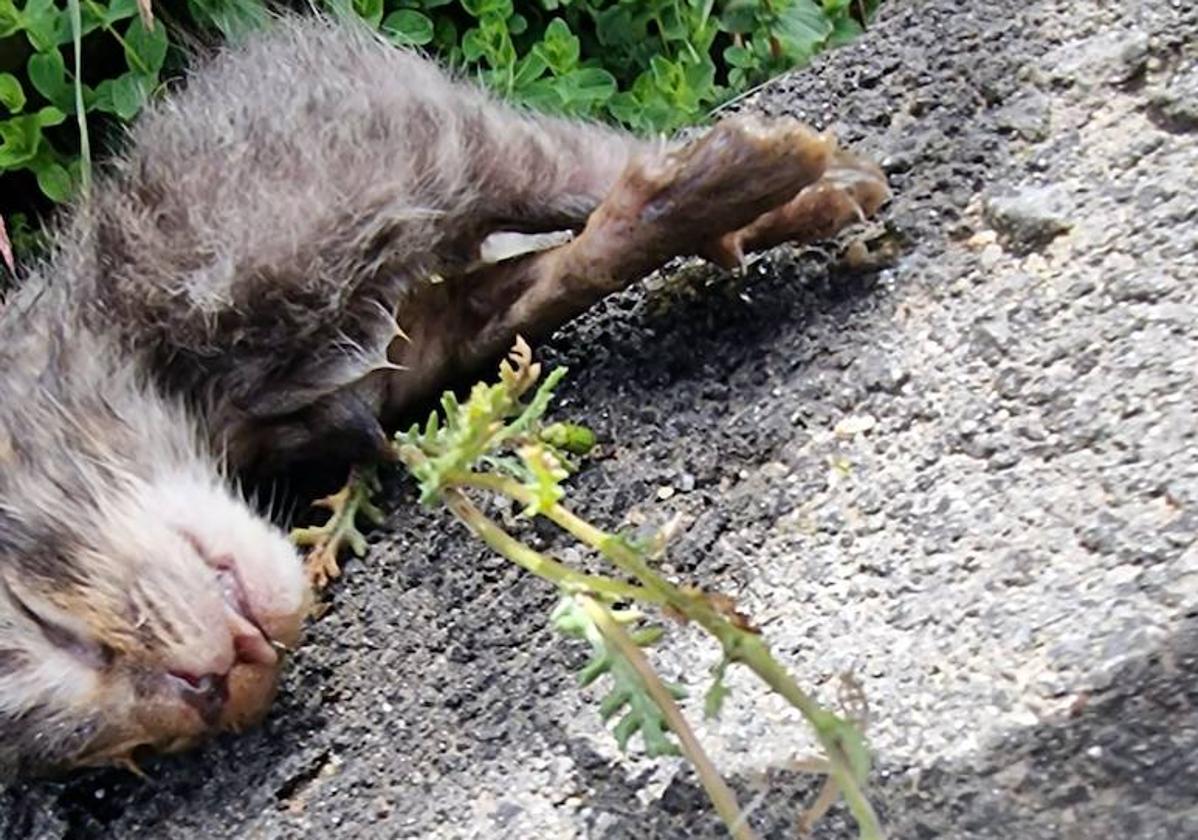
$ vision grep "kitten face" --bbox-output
[0,468,309,773]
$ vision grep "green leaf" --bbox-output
[21,0,61,51]
[123,17,168,76]
[421,409,440,441]
[772,0,833,62]
[27,49,72,112]
[514,78,565,112]
[629,626,665,646]
[827,12,863,47]
[654,5,682,41]
[439,390,460,426]
[599,686,631,720]
[460,26,487,61]
[552,596,682,758]
[475,16,517,69]
[0,115,43,168]
[52,5,91,44]
[352,0,384,28]
[89,77,118,114]
[61,0,138,41]
[682,54,717,101]
[518,445,566,516]
[431,14,456,50]
[460,0,510,18]
[0,73,25,113]
[703,658,731,719]
[535,17,579,74]
[722,44,755,69]
[103,0,141,22]
[606,90,644,128]
[550,597,591,638]
[185,0,266,38]
[34,159,72,201]
[648,53,678,89]
[688,16,720,54]
[359,0,385,26]
[560,67,615,105]
[719,0,757,34]
[0,0,21,37]
[110,73,146,120]
[511,50,549,88]
[531,66,617,117]
[0,108,60,169]
[383,9,434,45]
[35,105,65,127]
[593,6,634,47]
[509,366,566,434]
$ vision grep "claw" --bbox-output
[714,160,890,261]
[699,237,747,272]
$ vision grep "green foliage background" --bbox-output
[0,0,877,256]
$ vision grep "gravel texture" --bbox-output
[3,0,1197,836]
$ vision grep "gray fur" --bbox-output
[0,14,884,779]
[81,16,649,469]
[0,14,650,779]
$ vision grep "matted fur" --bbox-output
[81,17,648,469]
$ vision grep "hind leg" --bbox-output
[702,149,889,269]
[464,112,663,237]
[292,116,886,588]
[282,110,887,592]
[384,114,889,415]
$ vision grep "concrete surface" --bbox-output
[2,0,1196,836]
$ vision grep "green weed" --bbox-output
[375,338,882,838]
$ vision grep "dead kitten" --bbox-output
[0,14,888,780]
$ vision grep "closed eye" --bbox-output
[176,528,231,571]
[1,576,114,669]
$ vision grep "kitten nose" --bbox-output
[232,627,278,666]
[171,672,229,726]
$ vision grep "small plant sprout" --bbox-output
[296,337,883,838]
[291,466,386,588]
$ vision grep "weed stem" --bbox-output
[443,468,883,839]
[580,595,757,840]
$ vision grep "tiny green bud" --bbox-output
[540,422,598,455]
